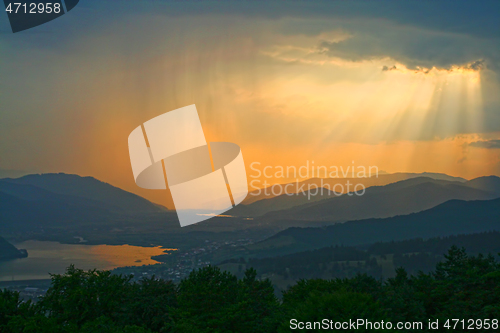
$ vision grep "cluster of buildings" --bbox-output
[1,284,48,302]
[113,238,253,282]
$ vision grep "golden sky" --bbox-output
[0,1,499,208]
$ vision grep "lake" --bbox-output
[0,240,175,281]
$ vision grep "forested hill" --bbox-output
[249,197,500,257]
[219,231,500,283]
[0,236,27,261]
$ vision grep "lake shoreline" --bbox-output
[0,240,174,282]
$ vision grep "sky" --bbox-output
[1,0,499,208]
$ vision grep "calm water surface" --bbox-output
[0,240,173,281]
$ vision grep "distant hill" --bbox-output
[253,177,499,222]
[0,173,165,234]
[228,188,339,217]
[247,197,500,257]
[0,173,277,247]
[0,188,114,232]
[219,231,500,283]
[242,172,466,205]
[464,176,500,194]
[1,173,162,213]
[0,180,110,210]
[0,236,27,261]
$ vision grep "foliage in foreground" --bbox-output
[1,246,500,332]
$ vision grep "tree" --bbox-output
[427,246,500,321]
[280,289,389,332]
[173,266,279,332]
[125,277,177,332]
[39,265,134,327]
[381,267,426,327]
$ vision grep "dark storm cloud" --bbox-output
[466,60,486,71]
[469,140,500,149]
[382,65,397,72]
[318,23,496,72]
[149,0,499,72]
[108,0,500,40]
[2,0,498,71]
[381,60,485,73]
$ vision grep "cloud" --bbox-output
[465,60,486,71]
[381,59,485,74]
[469,140,500,149]
[382,65,397,72]
[317,20,498,72]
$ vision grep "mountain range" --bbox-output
[241,172,466,205]
[1,173,163,213]
[230,176,500,220]
[0,173,165,233]
[1,173,499,251]
[245,196,500,258]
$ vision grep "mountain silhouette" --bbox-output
[247,197,500,257]
[0,235,27,261]
[238,176,500,220]
[1,173,162,213]
[464,175,500,194]
[228,188,339,217]
[242,172,466,205]
[0,173,164,233]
